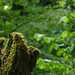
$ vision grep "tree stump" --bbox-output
[0,32,40,75]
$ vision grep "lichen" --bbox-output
[0,32,40,75]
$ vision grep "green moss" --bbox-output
[0,37,5,74]
[0,37,5,50]
[29,46,40,72]
[1,32,40,75]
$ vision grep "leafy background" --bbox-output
[0,0,75,75]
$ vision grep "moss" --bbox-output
[0,37,5,74]
[1,32,40,75]
[29,46,40,72]
[0,37,5,51]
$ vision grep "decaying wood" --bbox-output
[0,32,40,75]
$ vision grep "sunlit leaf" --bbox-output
[63,53,65,56]
[70,32,75,38]
[66,68,69,73]
[64,55,68,61]
[37,58,43,64]
[64,47,69,51]
[34,33,43,38]
[49,43,55,52]
[44,59,51,62]
[70,12,75,17]
[69,55,72,57]
[71,69,75,72]
[4,5,9,10]
[62,31,68,37]
[63,17,68,23]
[34,33,38,38]
[61,2,66,7]
[56,49,62,56]
[44,37,51,43]
[39,63,46,69]
[37,58,46,69]
[34,33,44,41]
[58,44,64,47]
[36,37,41,41]
[51,37,55,41]
[60,16,68,23]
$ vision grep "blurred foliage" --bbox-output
[0,0,75,75]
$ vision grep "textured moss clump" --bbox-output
[0,32,40,75]
[0,37,5,51]
[0,37,5,67]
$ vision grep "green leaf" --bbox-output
[62,31,68,38]
[71,69,75,72]
[37,58,46,69]
[58,44,64,47]
[64,55,68,61]
[51,37,55,41]
[34,33,44,41]
[44,37,51,43]
[63,53,65,56]
[36,37,41,41]
[34,33,43,38]
[60,16,68,23]
[54,44,59,50]
[60,2,66,7]
[39,63,46,69]
[63,16,68,23]
[69,55,72,57]
[73,59,75,62]
[34,33,38,38]
[49,43,55,52]
[70,46,74,52]
[37,58,43,64]
[56,49,62,56]
[4,5,11,10]
[66,68,69,73]
[70,32,75,38]
[70,12,75,17]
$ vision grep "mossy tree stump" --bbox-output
[0,32,40,75]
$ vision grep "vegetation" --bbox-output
[0,0,75,75]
